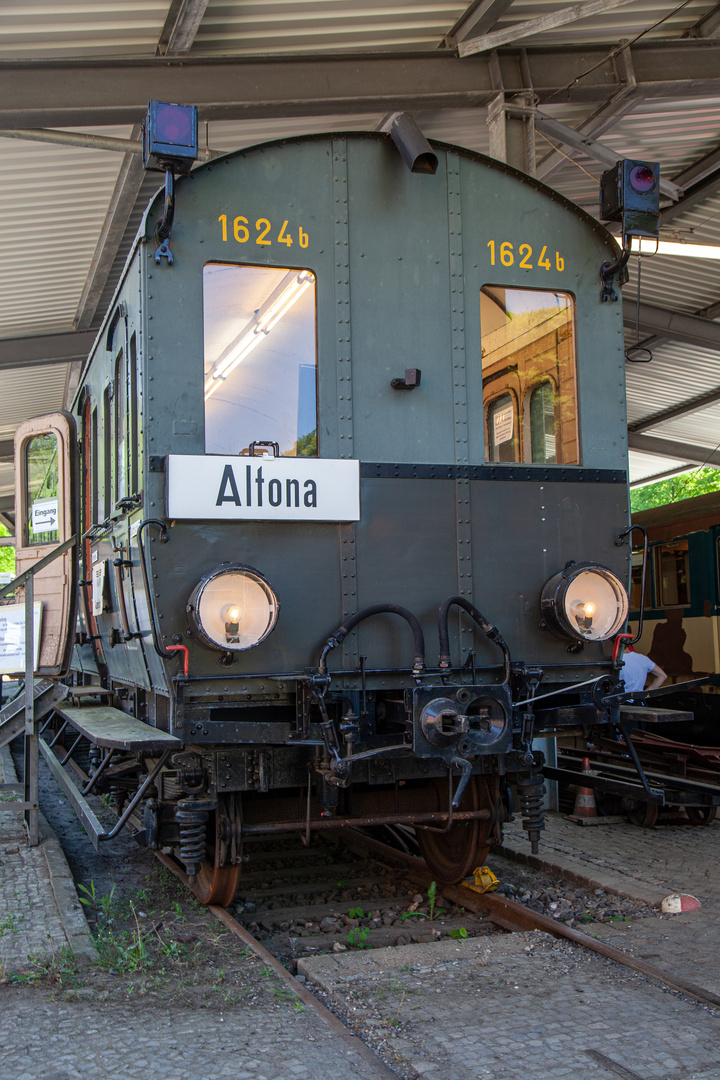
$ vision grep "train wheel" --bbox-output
[685,805,718,826]
[192,794,242,906]
[415,776,499,884]
[623,799,659,828]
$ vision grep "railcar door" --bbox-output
[13,411,78,675]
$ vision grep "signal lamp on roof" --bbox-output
[143,100,198,174]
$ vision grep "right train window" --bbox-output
[657,540,690,607]
[481,287,578,465]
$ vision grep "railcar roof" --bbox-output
[1,1,720,528]
[633,488,720,538]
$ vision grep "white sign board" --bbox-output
[0,602,43,675]
[493,404,514,446]
[167,456,360,522]
[92,561,106,617]
[31,498,59,535]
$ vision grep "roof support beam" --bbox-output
[1,43,720,127]
[0,331,96,371]
[629,385,720,434]
[673,142,720,189]
[534,111,682,200]
[444,0,517,47]
[687,3,720,38]
[157,0,211,55]
[458,0,638,57]
[536,46,640,184]
[624,302,720,351]
[628,434,720,467]
[660,168,720,226]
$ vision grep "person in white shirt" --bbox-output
[621,647,667,694]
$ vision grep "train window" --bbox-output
[203,263,317,457]
[487,394,518,462]
[657,540,690,606]
[529,381,556,464]
[630,548,652,610]
[129,334,139,494]
[102,386,113,520]
[481,287,578,465]
[114,349,127,502]
[91,406,98,523]
[24,433,60,545]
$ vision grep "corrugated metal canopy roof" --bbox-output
[2,0,720,527]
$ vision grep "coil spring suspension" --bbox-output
[110,784,126,816]
[517,771,545,854]
[176,799,214,881]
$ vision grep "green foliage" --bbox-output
[427,882,446,921]
[631,467,720,513]
[449,927,468,939]
[347,906,365,919]
[0,523,15,577]
[0,912,19,936]
[347,926,371,949]
[9,942,80,988]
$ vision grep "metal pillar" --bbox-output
[487,92,536,175]
[23,575,39,845]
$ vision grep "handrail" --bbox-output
[0,534,76,846]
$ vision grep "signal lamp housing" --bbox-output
[143,100,198,174]
[600,159,660,245]
[186,564,279,652]
[540,562,629,644]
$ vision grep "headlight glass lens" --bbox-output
[188,566,279,651]
[541,564,629,643]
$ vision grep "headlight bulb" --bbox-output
[223,603,242,643]
[571,599,596,634]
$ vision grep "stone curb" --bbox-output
[39,815,97,962]
[497,840,668,907]
[0,744,97,963]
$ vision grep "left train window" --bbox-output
[203,263,317,457]
[25,433,59,545]
[481,287,578,465]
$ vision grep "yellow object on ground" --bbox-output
[465,866,499,894]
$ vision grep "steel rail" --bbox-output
[340,829,720,1012]
[153,851,401,1080]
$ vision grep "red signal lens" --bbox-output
[155,103,194,147]
[629,165,656,194]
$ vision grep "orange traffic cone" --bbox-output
[570,758,597,821]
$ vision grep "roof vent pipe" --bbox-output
[381,112,438,175]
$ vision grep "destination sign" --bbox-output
[166,456,360,522]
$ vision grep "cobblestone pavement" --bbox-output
[500,811,720,997]
[0,989,385,1080]
[300,934,720,1080]
[0,748,93,970]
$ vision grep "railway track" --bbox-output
[151,827,720,1080]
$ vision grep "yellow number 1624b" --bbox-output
[486,240,564,272]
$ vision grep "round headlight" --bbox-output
[187,564,279,652]
[540,562,629,643]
